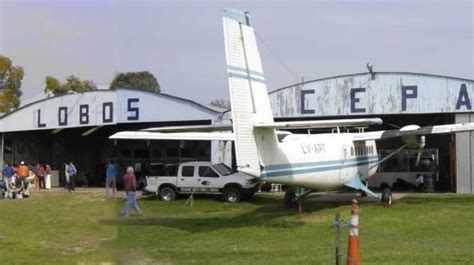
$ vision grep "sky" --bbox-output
[0,0,473,105]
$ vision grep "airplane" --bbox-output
[110,8,474,207]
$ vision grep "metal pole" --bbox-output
[335,212,342,265]
[298,187,302,215]
[0,133,4,180]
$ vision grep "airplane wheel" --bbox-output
[381,188,392,208]
[284,190,296,208]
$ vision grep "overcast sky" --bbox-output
[0,0,472,105]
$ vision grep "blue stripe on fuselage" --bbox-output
[261,156,378,178]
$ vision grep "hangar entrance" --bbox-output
[369,113,456,192]
[370,148,439,190]
[1,120,212,188]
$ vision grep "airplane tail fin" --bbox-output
[222,8,277,177]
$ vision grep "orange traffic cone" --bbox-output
[346,199,361,265]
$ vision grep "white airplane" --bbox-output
[110,8,474,207]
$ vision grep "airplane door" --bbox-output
[339,145,348,182]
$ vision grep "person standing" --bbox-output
[2,163,15,187]
[12,163,18,186]
[122,166,142,217]
[35,162,46,190]
[66,161,77,192]
[45,164,52,190]
[17,161,29,188]
[64,163,70,191]
[105,160,117,198]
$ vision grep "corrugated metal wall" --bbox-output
[269,72,473,117]
[456,113,474,193]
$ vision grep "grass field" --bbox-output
[0,189,473,264]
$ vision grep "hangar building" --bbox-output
[268,72,474,193]
[0,89,223,186]
[1,72,472,194]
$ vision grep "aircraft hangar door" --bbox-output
[339,145,349,182]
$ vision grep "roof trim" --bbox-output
[1,88,221,119]
[269,72,474,94]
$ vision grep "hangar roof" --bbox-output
[0,88,221,132]
[269,72,473,118]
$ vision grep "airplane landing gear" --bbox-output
[284,188,314,214]
[284,188,297,208]
[381,188,392,208]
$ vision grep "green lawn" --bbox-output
[0,190,473,264]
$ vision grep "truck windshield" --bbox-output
[212,163,234,176]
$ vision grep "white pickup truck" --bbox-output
[144,161,261,203]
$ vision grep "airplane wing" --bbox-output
[353,123,474,141]
[109,131,235,141]
[142,118,381,132]
[255,118,382,130]
[142,124,233,132]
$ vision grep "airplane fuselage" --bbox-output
[260,133,378,190]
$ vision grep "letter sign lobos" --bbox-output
[34,98,141,129]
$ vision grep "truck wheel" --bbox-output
[223,187,241,203]
[159,187,176,201]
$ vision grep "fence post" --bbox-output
[335,212,342,265]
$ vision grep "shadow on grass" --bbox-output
[400,194,474,204]
[100,194,349,233]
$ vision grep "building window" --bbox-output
[134,149,149,159]
[120,149,132,158]
[167,148,179,157]
[181,148,194,157]
[151,149,161,158]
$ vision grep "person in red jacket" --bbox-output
[35,162,46,190]
[122,166,142,217]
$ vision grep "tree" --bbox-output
[62,75,97,93]
[209,99,231,109]
[110,71,160,93]
[0,55,24,113]
[44,75,97,96]
[44,76,66,96]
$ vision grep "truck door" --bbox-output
[178,165,199,193]
[198,166,221,193]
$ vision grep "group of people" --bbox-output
[1,159,142,216]
[105,160,142,217]
[1,161,52,199]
